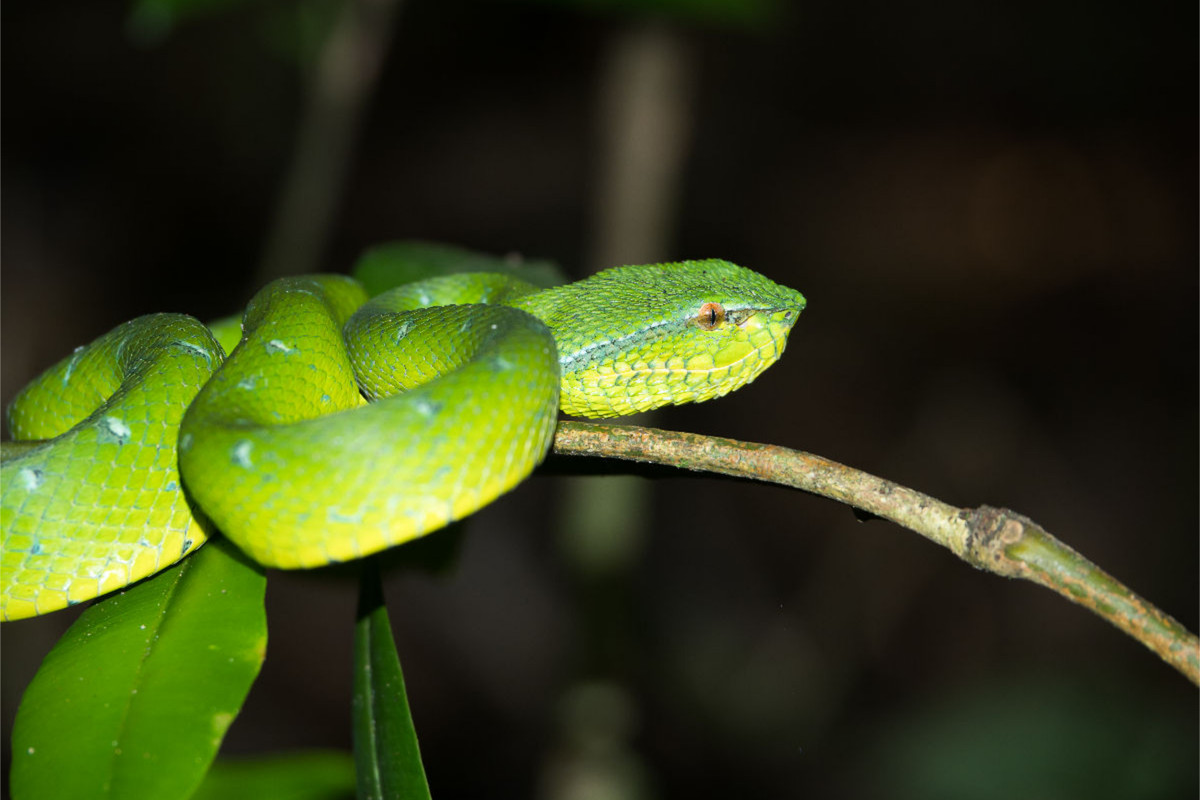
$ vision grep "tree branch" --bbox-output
[551,420,1200,686]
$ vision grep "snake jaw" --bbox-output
[694,305,799,398]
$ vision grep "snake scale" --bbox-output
[0,257,805,620]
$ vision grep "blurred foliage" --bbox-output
[859,673,1197,800]
[192,750,355,800]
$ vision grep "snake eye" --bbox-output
[696,302,725,331]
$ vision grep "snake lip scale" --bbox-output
[1,258,805,620]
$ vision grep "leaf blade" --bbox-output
[352,559,430,800]
[10,538,267,800]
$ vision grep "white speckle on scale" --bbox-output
[101,416,132,442]
[232,441,254,468]
[63,348,85,383]
[17,467,42,491]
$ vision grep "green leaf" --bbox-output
[192,750,356,800]
[353,559,430,800]
[206,315,243,358]
[10,538,267,800]
[351,241,565,296]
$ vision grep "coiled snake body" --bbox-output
[1,259,804,620]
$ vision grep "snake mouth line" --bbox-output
[608,328,790,381]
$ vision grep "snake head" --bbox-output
[516,259,806,419]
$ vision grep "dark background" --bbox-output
[2,1,1196,798]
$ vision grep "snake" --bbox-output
[0,257,805,620]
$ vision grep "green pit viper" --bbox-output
[0,256,805,620]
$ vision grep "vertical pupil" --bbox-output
[698,302,723,329]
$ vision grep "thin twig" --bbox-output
[551,420,1200,686]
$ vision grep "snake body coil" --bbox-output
[1,259,805,620]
